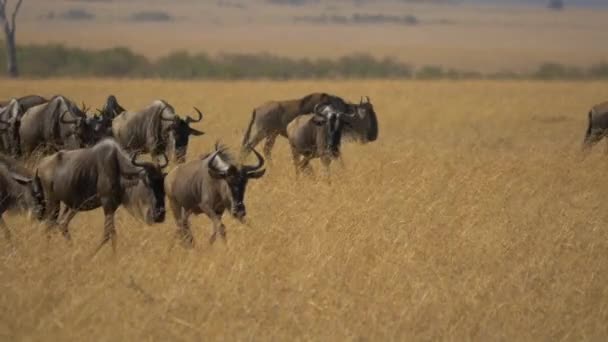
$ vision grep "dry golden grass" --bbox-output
[1,79,608,340]
[12,0,608,72]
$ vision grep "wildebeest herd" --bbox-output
[0,92,378,252]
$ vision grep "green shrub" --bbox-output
[533,62,584,80]
[0,42,607,80]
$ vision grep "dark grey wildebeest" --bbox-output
[88,95,127,139]
[286,103,356,178]
[98,95,126,121]
[19,95,105,156]
[36,139,167,254]
[0,153,45,241]
[241,93,378,161]
[582,101,608,152]
[112,100,204,163]
[164,143,265,246]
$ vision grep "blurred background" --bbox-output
[2,0,608,79]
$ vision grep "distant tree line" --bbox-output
[0,42,606,80]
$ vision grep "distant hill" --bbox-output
[462,0,607,7]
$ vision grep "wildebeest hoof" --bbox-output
[209,233,217,245]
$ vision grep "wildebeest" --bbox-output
[164,143,265,246]
[582,101,608,152]
[0,96,51,156]
[19,95,104,156]
[0,153,45,241]
[112,100,204,163]
[241,93,378,161]
[0,94,48,111]
[0,98,25,155]
[286,103,356,178]
[36,139,167,253]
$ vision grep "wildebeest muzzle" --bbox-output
[232,202,246,221]
[151,206,166,223]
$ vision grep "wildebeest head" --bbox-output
[11,170,45,220]
[312,104,355,158]
[207,144,265,221]
[123,151,168,224]
[60,106,111,147]
[99,95,125,121]
[342,96,378,143]
[161,107,205,163]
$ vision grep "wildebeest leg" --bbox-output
[289,145,302,177]
[201,206,225,244]
[58,207,77,242]
[180,209,194,247]
[93,206,117,256]
[263,133,278,162]
[44,200,61,241]
[299,156,314,177]
[170,200,193,248]
[0,216,12,242]
[320,155,332,182]
[582,130,603,154]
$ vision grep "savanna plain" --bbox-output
[0,79,607,340]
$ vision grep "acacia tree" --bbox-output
[0,0,23,78]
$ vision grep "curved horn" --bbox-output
[360,96,364,105]
[207,150,227,177]
[158,152,169,169]
[243,147,265,173]
[159,104,175,121]
[130,151,146,168]
[366,96,370,103]
[81,101,90,113]
[186,107,203,123]
[60,111,78,125]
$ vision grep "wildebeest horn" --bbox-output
[243,147,265,173]
[186,107,203,123]
[208,150,227,177]
[360,97,364,105]
[159,104,175,121]
[158,152,169,169]
[130,151,146,168]
[81,102,90,113]
[60,111,79,125]
[366,96,370,103]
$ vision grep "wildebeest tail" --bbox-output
[586,110,592,137]
[242,109,256,147]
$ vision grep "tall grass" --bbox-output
[0,79,607,340]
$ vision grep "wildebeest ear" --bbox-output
[189,127,204,136]
[312,116,326,126]
[247,169,266,179]
[10,173,32,185]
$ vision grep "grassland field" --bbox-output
[0,79,607,340]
